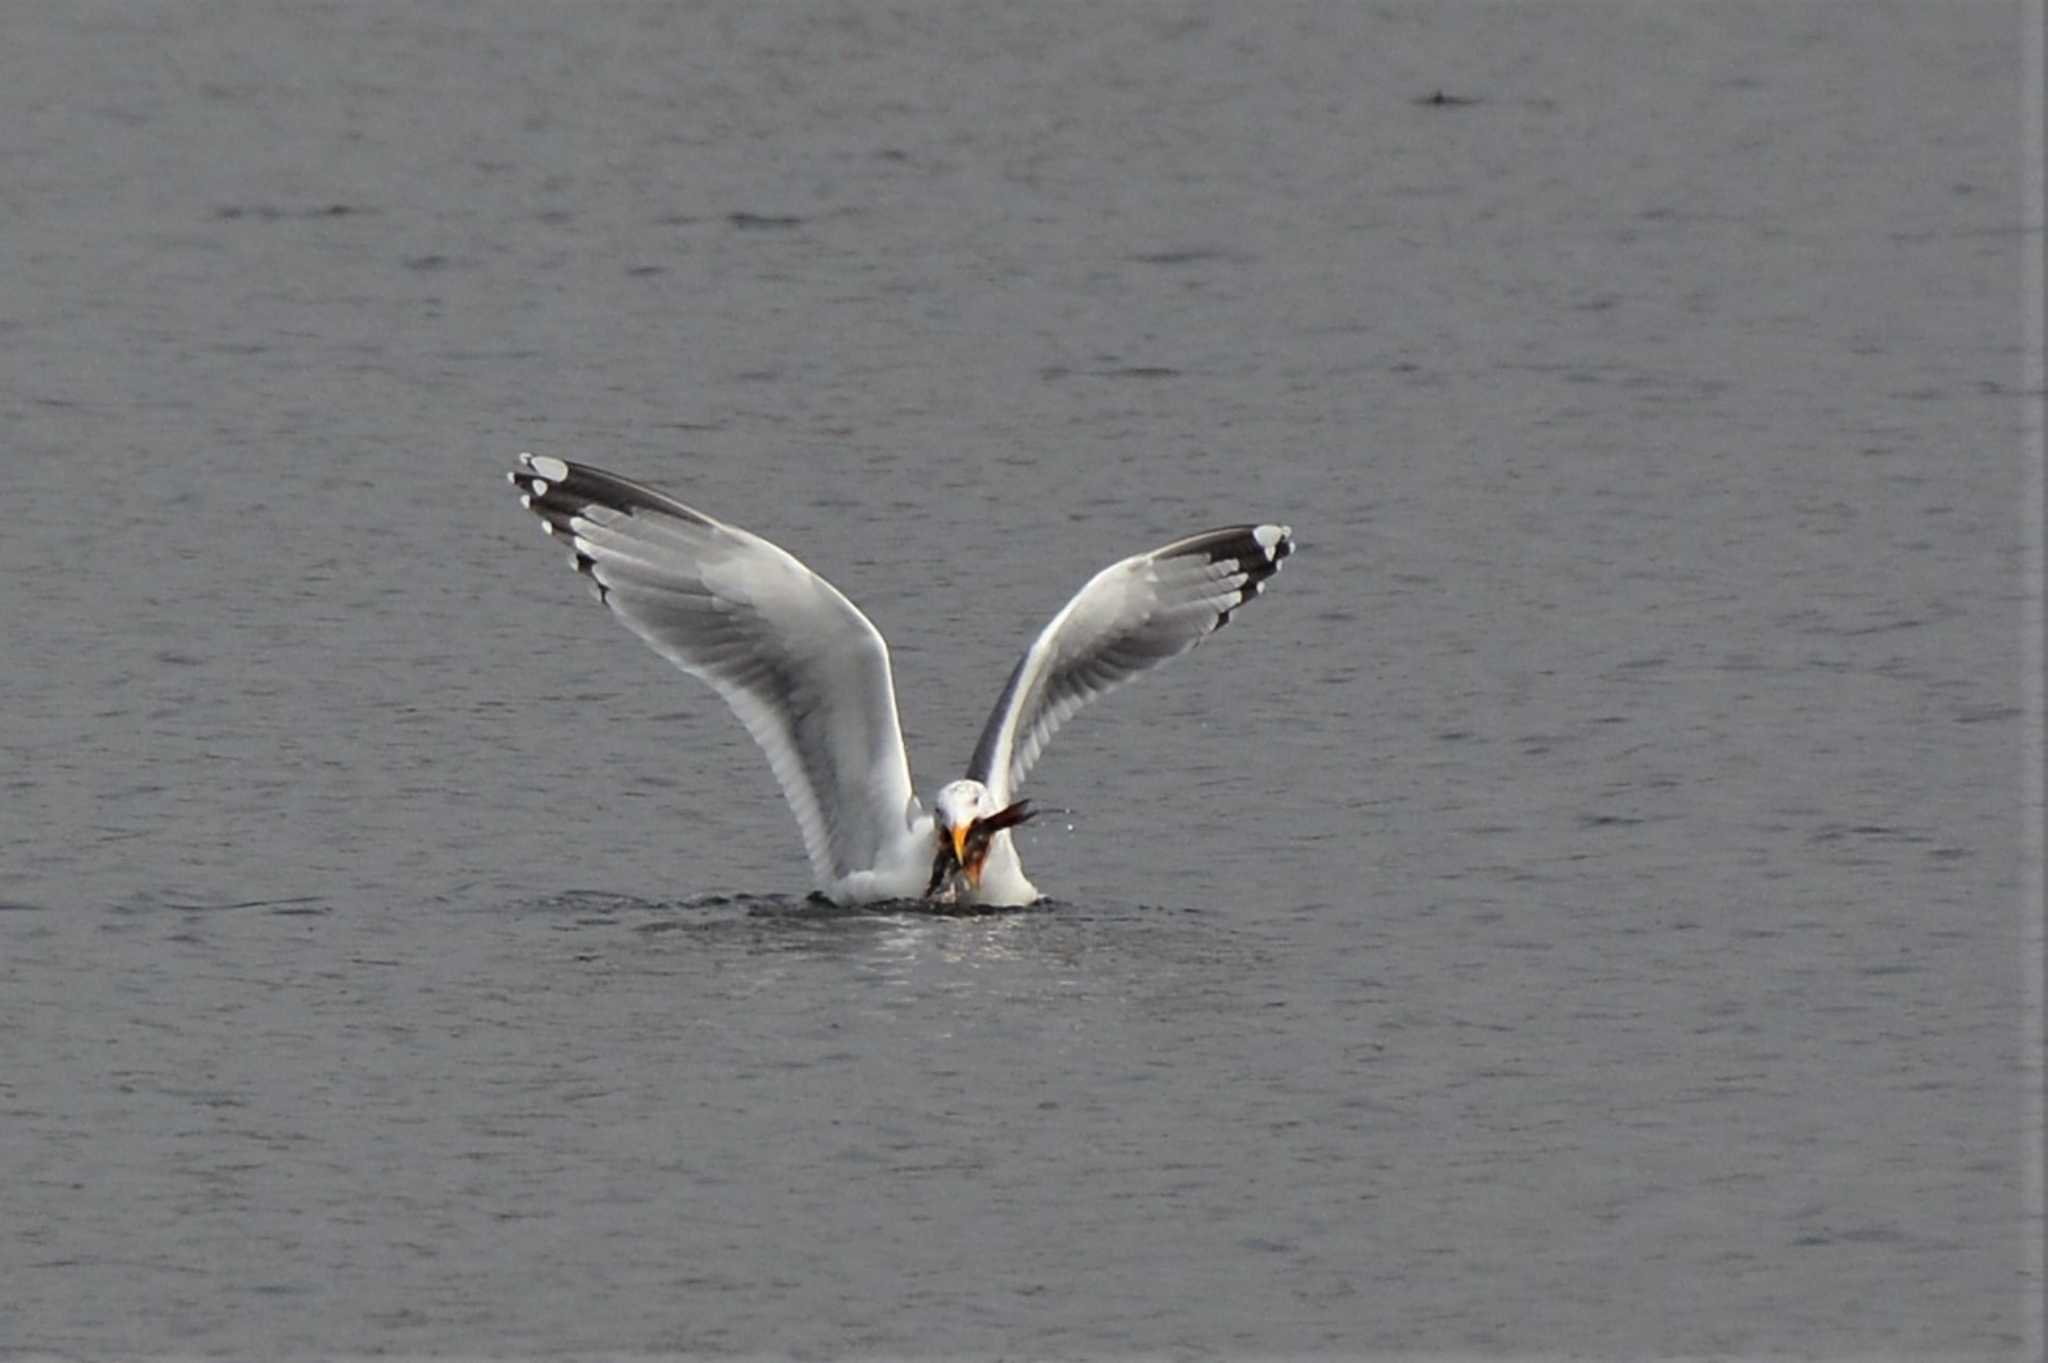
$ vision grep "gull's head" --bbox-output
[928,779,1035,893]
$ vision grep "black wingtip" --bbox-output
[1158,523,1293,628]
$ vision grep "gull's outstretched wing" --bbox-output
[507,453,917,890]
[966,523,1294,805]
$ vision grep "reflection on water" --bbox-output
[494,887,1256,1024]
[503,887,1075,985]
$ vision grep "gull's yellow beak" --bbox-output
[950,822,979,887]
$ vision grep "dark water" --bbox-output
[1,1,2035,1357]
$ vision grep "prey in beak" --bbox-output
[925,799,1036,898]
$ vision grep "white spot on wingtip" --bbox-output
[540,520,558,535]
[524,454,571,481]
[530,479,550,497]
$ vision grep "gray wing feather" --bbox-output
[966,523,1294,804]
[508,453,917,889]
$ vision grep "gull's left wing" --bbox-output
[965,523,1294,806]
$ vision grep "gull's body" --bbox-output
[507,453,1293,906]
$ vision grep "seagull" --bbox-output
[507,453,1294,906]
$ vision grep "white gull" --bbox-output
[508,453,1293,906]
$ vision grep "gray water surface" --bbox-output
[1,1,2033,1357]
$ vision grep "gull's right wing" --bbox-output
[508,454,917,890]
